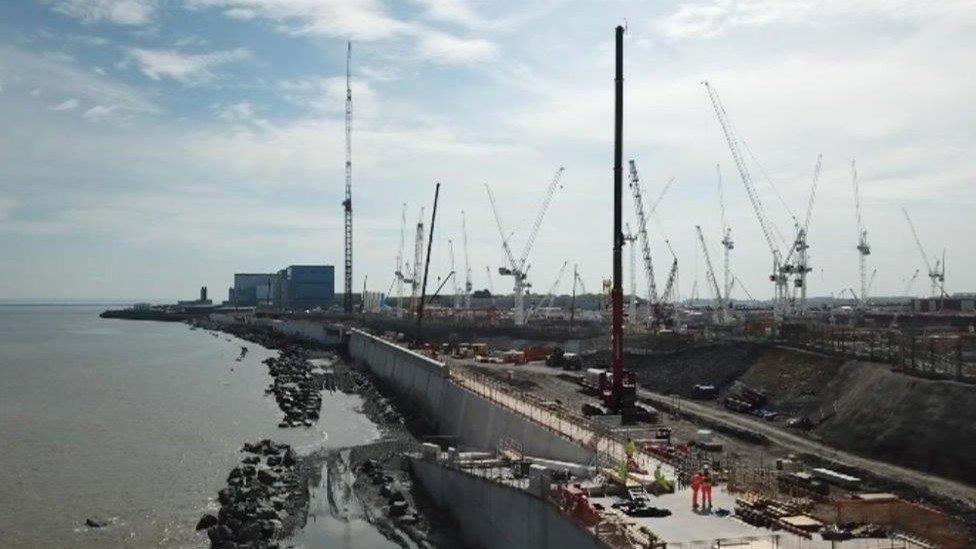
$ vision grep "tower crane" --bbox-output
[461,211,473,310]
[784,154,821,313]
[852,160,871,307]
[627,160,658,320]
[903,268,920,297]
[623,224,638,323]
[342,42,354,314]
[393,203,410,318]
[703,81,787,316]
[448,239,460,310]
[717,164,733,320]
[902,207,945,298]
[485,167,565,326]
[410,207,425,315]
[695,225,726,324]
[528,260,569,320]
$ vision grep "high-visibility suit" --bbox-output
[690,472,703,507]
[701,471,713,508]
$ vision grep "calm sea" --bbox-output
[0,305,384,548]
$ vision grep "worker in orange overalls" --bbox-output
[701,467,713,509]
[690,470,703,509]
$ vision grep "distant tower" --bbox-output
[342,42,354,314]
[200,286,207,302]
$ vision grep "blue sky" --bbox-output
[0,0,973,302]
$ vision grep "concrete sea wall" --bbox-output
[410,457,603,549]
[347,329,594,464]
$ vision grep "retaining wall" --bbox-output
[348,329,594,464]
[410,457,603,549]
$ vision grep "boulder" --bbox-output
[258,469,278,485]
[207,524,233,544]
[85,517,110,528]
[195,513,218,531]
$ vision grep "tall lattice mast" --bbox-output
[342,42,354,313]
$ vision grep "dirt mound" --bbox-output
[615,342,765,396]
[738,347,843,417]
[814,361,976,485]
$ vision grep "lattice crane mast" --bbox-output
[717,164,734,320]
[703,81,786,315]
[696,225,726,324]
[342,42,354,314]
[448,239,461,310]
[627,160,658,319]
[461,210,473,310]
[852,160,871,308]
[902,207,944,298]
[485,167,565,325]
[623,224,638,323]
[410,208,425,315]
[785,154,821,313]
[393,203,411,318]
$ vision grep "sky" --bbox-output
[0,0,973,302]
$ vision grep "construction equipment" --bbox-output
[461,210,473,310]
[903,268,920,297]
[784,154,821,314]
[342,42,354,314]
[695,225,726,324]
[411,208,426,315]
[717,164,734,321]
[528,260,569,320]
[852,160,871,308]
[415,182,441,340]
[624,224,638,323]
[703,81,787,318]
[393,203,410,318]
[902,207,945,298]
[448,239,460,310]
[627,160,658,322]
[485,166,565,326]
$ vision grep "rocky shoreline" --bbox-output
[194,319,462,549]
[196,440,302,549]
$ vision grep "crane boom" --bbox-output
[628,160,659,308]
[448,239,460,309]
[702,81,779,257]
[485,184,518,271]
[696,225,725,323]
[518,167,565,269]
[528,260,569,320]
[853,160,871,304]
[461,210,472,309]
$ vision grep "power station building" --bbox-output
[274,265,334,310]
[229,266,334,310]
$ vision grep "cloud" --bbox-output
[414,30,498,63]
[655,0,976,39]
[0,47,157,115]
[127,47,251,84]
[82,104,122,121]
[186,0,500,64]
[50,98,80,111]
[47,0,157,26]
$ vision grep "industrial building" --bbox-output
[274,265,335,310]
[230,273,274,306]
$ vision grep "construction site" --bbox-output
[252,23,976,549]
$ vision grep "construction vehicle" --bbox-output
[545,347,582,370]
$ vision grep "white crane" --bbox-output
[393,203,409,318]
[902,207,945,298]
[448,239,460,310]
[696,225,726,324]
[528,260,569,320]
[485,167,565,326]
[703,81,787,316]
[627,160,658,319]
[903,268,920,297]
[624,224,638,323]
[716,163,734,321]
[852,160,871,308]
[411,207,425,315]
[784,154,821,313]
[461,210,473,310]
